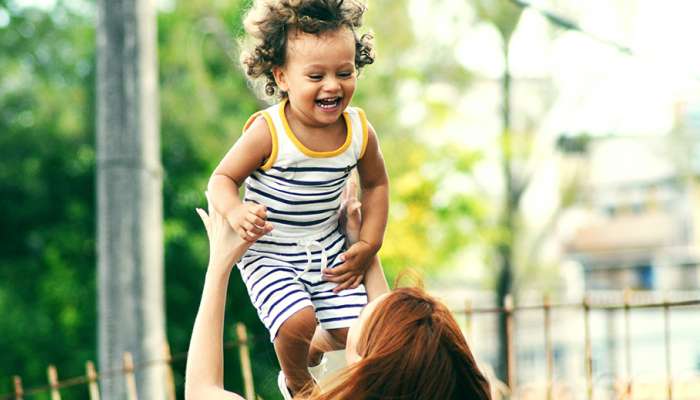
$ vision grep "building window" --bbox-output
[635,264,655,290]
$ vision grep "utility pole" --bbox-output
[96,0,166,398]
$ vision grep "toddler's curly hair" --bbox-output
[240,0,375,98]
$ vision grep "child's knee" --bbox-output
[276,306,317,341]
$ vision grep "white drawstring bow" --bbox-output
[294,240,327,281]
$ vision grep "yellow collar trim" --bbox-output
[278,99,352,158]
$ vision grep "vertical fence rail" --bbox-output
[86,361,100,400]
[505,295,516,391]
[163,343,176,400]
[583,296,593,400]
[236,323,255,400]
[623,290,633,399]
[12,376,22,400]
[465,299,473,343]
[543,295,553,400]
[663,300,673,400]
[47,365,60,400]
[123,352,138,400]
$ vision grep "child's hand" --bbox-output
[196,192,254,270]
[226,202,273,242]
[339,179,362,245]
[323,240,376,293]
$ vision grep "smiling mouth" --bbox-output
[316,96,342,109]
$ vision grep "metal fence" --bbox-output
[456,293,700,400]
[3,296,699,400]
[1,323,257,400]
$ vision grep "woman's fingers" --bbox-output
[195,208,211,238]
[347,201,362,216]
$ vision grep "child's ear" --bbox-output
[272,66,289,92]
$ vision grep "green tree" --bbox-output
[0,2,98,396]
[0,1,487,398]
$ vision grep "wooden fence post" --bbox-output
[236,323,255,400]
[123,352,138,400]
[163,343,177,400]
[464,299,473,343]
[663,299,673,400]
[504,295,516,392]
[623,290,632,399]
[543,295,553,400]
[86,361,100,400]
[47,365,61,400]
[12,376,23,400]
[583,296,593,400]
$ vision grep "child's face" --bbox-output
[274,27,357,127]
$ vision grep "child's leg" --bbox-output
[306,256,387,364]
[308,326,348,366]
[273,306,317,394]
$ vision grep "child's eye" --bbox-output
[308,74,323,81]
[338,71,354,78]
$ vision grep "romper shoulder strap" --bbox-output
[241,104,281,171]
[345,106,369,160]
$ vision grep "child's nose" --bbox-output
[323,77,342,92]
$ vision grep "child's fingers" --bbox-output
[242,221,264,235]
[351,275,363,289]
[244,229,268,243]
[243,230,259,242]
[250,204,267,219]
[245,213,266,227]
[332,273,361,293]
[325,271,354,283]
[323,261,352,276]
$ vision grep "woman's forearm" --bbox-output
[185,267,230,396]
[185,266,244,400]
[364,255,389,301]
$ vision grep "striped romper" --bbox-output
[238,99,369,341]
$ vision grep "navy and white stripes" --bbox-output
[236,100,370,341]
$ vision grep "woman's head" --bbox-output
[240,0,374,99]
[315,287,492,400]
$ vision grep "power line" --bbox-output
[510,0,632,55]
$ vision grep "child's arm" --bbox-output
[324,123,389,292]
[207,116,273,242]
[337,178,390,299]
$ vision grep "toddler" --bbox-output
[207,0,389,397]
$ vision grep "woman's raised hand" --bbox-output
[339,178,362,245]
[196,192,256,271]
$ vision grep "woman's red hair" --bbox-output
[306,287,491,399]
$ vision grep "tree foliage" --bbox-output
[0,0,486,397]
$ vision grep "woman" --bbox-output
[185,192,491,399]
